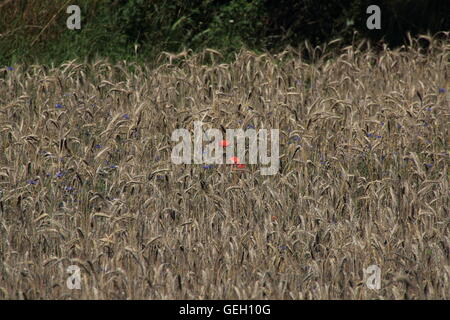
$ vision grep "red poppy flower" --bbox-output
[220,140,230,147]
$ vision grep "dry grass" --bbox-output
[0,35,448,299]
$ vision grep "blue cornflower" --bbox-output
[375,135,382,139]
[426,107,432,111]
[110,165,118,169]
[203,165,214,169]
[64,186,74,191]
[438,88,446,93]
[246,124,255,129]
[56,171,64,178]
[55,103,63,109]
[289,136,301,145]
[367,133,374,138]
[123,114,130,120]
[27,179,38,185]
[279,245,288,251]
[7,66,13,71]
[425,163,433,168]
[95,144,102,149]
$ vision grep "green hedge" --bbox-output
[0,0,448,66]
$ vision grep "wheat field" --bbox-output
[0,35,448,299]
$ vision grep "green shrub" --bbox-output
[0,0,447,66]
